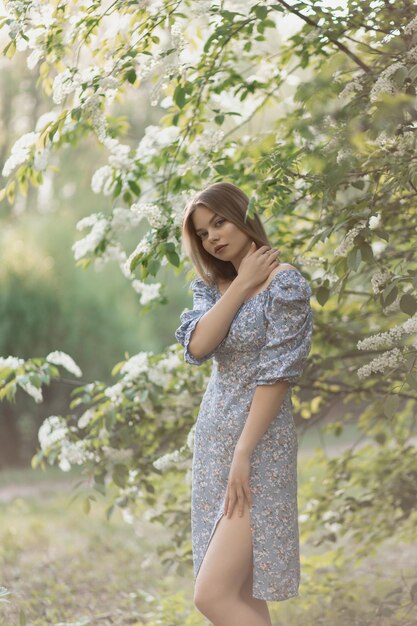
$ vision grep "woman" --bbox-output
[175,181,313,625]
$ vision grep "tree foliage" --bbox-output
[1,0,417,616]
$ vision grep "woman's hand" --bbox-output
[237,241,280,291]
[223,448,253,518]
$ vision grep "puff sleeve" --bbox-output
[255,270,313,387]
[174,277,217,366]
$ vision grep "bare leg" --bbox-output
[193,505,272,625]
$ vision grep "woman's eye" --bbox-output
[199,219,225,239]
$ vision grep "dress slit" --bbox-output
[194,504,256,599]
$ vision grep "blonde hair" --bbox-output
[180,182,272,287]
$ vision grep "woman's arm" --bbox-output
[188,277,251,360]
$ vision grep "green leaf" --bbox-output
[19,609,27,626]
[166,250,180,267]
[125,68,136,84]
[112,464,129,488]
[347,247,361,271]
[173,85,186,109]
[316,286,330,306]
[359,241,374,263]
[127,179,140,195]
[400,293,417,315]
[382,284,398,306]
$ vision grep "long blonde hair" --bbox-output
[180,182,272,287]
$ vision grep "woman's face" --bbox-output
[191,205,253,270]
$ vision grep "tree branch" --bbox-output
[273,0,372,73]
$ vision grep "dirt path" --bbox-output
[0,478,83,503]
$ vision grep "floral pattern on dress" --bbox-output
[175,269,313,601]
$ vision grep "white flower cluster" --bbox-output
[170,23,186,50]
[147,352,182,387]
[124,238,153,276]
[404,16,417,35]
[77,408,95,429]
[104,382,125,406]
[132,280,162,305]
[111,207,143,232]
[38,415,69,450]
[152,447,189,472]
[338,78,363,100]
[73,213,109,261]
[357,347,406,379]
[2,131,39,177]
[130,202,168,229]
[336,147,353,164]
[370,62,406,103]
[334,220,367,257]
[370,268,391,294]
[58,439,96,472]
[357,312,417,351]
[120,351,151,382]
[135,125,181,164]
[368,213,381,230]
[0,356,25,370]
[16,376,43,403]
[46,350,82,377]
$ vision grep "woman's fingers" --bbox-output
[224,485,252,518]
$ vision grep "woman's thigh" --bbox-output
[194,505,253,602]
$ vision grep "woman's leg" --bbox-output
[193,505,272,626]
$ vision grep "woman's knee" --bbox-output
[194,583,226,617]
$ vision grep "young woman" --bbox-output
[175,181,313,626]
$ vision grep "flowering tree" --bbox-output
[1,0,417,610]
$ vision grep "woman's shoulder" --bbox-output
[267,264,312,299]
[189,276,217,293]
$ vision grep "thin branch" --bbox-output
[273,0,371,73]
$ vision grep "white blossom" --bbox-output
[370,62,406,102]
[38,415,69,450]
[72,217,108,261]
[334,220,367,257]
[152,448,187,471]
[46,351,82,377]
[404,16,417,36]
[132,281,161,305]
[120,352,151,381]
[104,382,125,405]
[370,269,391,294]
[77,408,95,429]
[131,202,167,229]
[0,356,25,370]
[2,131,39,177]
[338,78,363,100]
[368,214,381,230]
[135,125,181,163]
[124,238,152,275]
[111,207,142,232]
[52,69,77,105]
[58,439,93,471]
[357,347,406,379]
[357,313,417,351]
[91,166,115,195]
[17,377,43,403]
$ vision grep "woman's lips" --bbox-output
[215,245,228,253]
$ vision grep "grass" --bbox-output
[1,422,416,626]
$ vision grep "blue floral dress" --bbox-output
[175,268,313,601]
